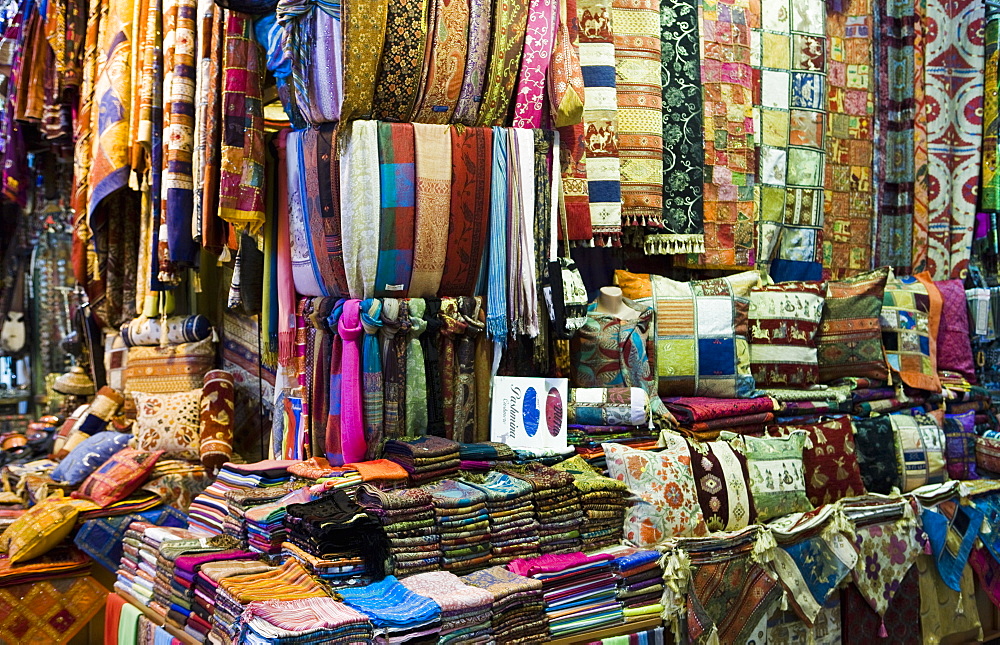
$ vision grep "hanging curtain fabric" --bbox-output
[476,0,529,126]
[371,0,429,122]
[412,0,469,123]
[409,124,452,297]
[511,0,557,128]
[340,0,388,121]
[452,0,492,125]
[340,120,381,299]
[375,122,417,298]
[440,126,491,296]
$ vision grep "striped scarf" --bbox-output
[485,127,509,342]
[375,122,416,298]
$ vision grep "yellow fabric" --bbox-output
[0,498,79,563]
[917,555,981,645]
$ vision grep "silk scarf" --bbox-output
[276,132,297,366]
[440,126,491,296]
[455,297,481,442]
[287,130,328,296]
[511,0,557,128]
[340,0,388,121]
[197,0,226,256]
[547,0,584,128]
[423,298,446,436]
[333,299,367,464]
[315,123,349,295]
[485,128,509,341]
[412,0,469,123]
[375,122,417,298]
[381,299,409,442]
[295,298,313,455]
[452,0,492,125]
[405,299,429,436]
[340,120,381,299]
[476,0,529,126]
[578,0,621,246]
[360,299,384,458]
[410,123,452,296]
[372,0,429,122]
[324,299,345,464]
[309,298,336,456]
[509,128,538,337]
[439,298,465,439]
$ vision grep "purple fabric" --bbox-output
[174,550,258,574]
[935,279,976,381]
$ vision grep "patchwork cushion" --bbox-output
[816,267,889,383]
[0,498,79,564]
[722,431,813,522]
[888,412,947,492]
[851,416,903,494]
[684,439,756,532]
[769,416,866,506]
[567,387,649,426]
[603,441,707,546]
[615,269,762,398]
[50,431,132,486]
[748,281,825,387]
[944,411,978,481]
[879,271,942,392]
[132,389,202,460]
[72,449,163,507]
[935,279,976,381]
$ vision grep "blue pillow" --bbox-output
[51,431,132,485]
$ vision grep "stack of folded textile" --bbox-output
[459,470,541,564]
[851,383,923,417]
[399,571,494,643]
[237,597,375,644]
[283,489,390,581]
[423,479,492,574]
[510,552,621,639]
[461,565,548,642]
[764,383,853,421]
[339,575,442,643]
[243,486,314,553]
[383,436,461,484]
[171,549,257,639]
[604,547,664,621]
[552,455,628,549]
[0,544,92,585]
[282,541,369,587]
[187,461,296,535]
[568,425,659,473]
[192,559,274,638]
[498,463,584,554]
[222,482,305,545]
[357,484,442,577]
[210,559,329,644]
[114,523,201,617]
[457,442,516,471]
[287,457,365,489]
[345,459,411,487]
[663,396,778,440]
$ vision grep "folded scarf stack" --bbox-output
[457,441,516,471]
[459,471,541,564]
[399,571,494,643]
[461,565,548,643]
[238,597,374,644]
[113,523,201,616]
[552,455,628,549]
[187,461,296,535]
[210,559,329,644]
[287,457,366,489]
[339,575,443,644]
[663,396,779,441]
[154,532,244,627]
[384,436,462,484]
[357,484,443,577]
[497,462,584,554]
[604,547,665,619]
[171,549,258,640]
[568,425,659,473]
[223,482,305,547]
[423,479,493,574]
[509,551,621,639]
[192,559,275,640]
[284,489,390,582]
[242,486,315,554]
[281,540,370,587]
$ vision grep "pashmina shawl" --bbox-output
[476,0,529,125]
[375,122,417,298]
[452,0,492,124]
[381,299,410,441]
[340,0,388,121]
[287,130,329,296]
[340,120,381,299]
[275,132,296,365]
[315,123,349,295]
[412,0,469,123]
[410,124,452,296]
[486,129,510,341]
[511,0,557,128]
[405,299,429,436]
[330,299,366,464]
[276,0,343,124]
[372,0,429,122]
[360,299,385,457]
[509,129,539,337]
[440,127,491,296]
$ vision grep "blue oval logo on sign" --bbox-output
[522,388,540,437]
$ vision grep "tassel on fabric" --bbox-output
[644,233,706,255]
[879,621,888,638]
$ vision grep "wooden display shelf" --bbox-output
[116,589,202,645]
[547,616,664,645]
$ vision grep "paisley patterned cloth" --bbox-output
[476,0,529,125]
[371,0,429,122]
[412,0,469,123]
[440,127,491,296]
[511,0,557,128]
[409,124,452,297]
[452,0,492,124]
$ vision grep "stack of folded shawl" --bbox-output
[423,479,492,574]
[192,559,275,638]
[155,533,243,630]
[605,547,665,621]
[114,523,200,612]
[170,548,257,639]
[399,571,494,643]
[663,396,778,440]
[851,382,924,417]
[457,441,516,471]
[282,540,369,587]
[552,455,628,549]
[210,559,329,643]
[498,462,584,554]
[237,597,374,644]
[568,425,659,473]
[287,457,366,489]
[222,482,304,546]
[338,575,442,644]
[357,484,442,576]
[383,436,461,484]
[187,461,296,535]
[242,486,314,553]
[459,470,541,564]
[510,552,621,639]
[284,489,390,581]
[461,565,548,642]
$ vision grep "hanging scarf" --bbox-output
[360,299,384,458]
[276,131,297,366]
[577,0,621,246]
[547,0,584,127]
[372,0,429,121]
[533,129,554,370]
[455,297,482,443]
[984,3,1000,213]
[440,126,491,296]
[262,173,280,363]
[324,299,345,463]
[287,130,328,296]
[645,0,703,255]
[511,0,557,128]
[278,0,343,124]
[439,298,466,439]
[404,299,429,436]
[381,299,410,442]
[310,298,336,456]
[507,129,538,337]
[340,0,388,121]
[409,123,452,297]
[423,298,446,436]
[486,127,509,342]
[197,0,226,255]
[452,0,491,124]
[72,0,97,216]
[476,0,529,125]
[333,299,368,464]
[912,0,930,272]
[295,298,313,455]
[412,0,469,123]
[314,123,349,295]
[340,120,381,299]
[473,302,492,441]
[375,122,417,298]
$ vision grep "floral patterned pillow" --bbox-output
[604,440,707,547]
[132,389,203,460]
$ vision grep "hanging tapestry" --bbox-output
[753,0,826,272]
[371,0,429,122]
[340,0,388,121]
[983,2,1000,213]
[612,0,661,229]
[823,0,874,278]
[925,0,985,279]
[646,0,703,255]
[412,0,470,123]
[699,0,756,265]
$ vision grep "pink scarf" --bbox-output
[333,299,367,464]
[512,0,558,128]
[276,130,296,366]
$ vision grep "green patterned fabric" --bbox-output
[723,430,813,522]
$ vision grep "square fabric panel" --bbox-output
[72,448,163,507]
[888,412,946,492]
[816,266,889,383]
[132,389,203,460]
[616,269,762,398]
[945,411,978,481]
[723,430,813,522]
[769,416,866,506]
[603,441,707,546]
[748,280,825,387]
[880,271,942,392]
[934,279,977,381]
[851,416,903,494]
[682,437,756,532]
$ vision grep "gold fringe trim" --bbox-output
[644,234,705,255]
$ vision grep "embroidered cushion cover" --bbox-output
[879,271,942,392]
[132,389,203,460]
[815,267,889,383]
[72,449,164,507]
[851,416,903,494]
[723,430,813,522]
[769,415,867,506]
[50,431,132,486]
[682,437,756,532]
[747,281,825,387]
[944,411,978,481]
[0,497,79,563]
[888,412,947,492]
